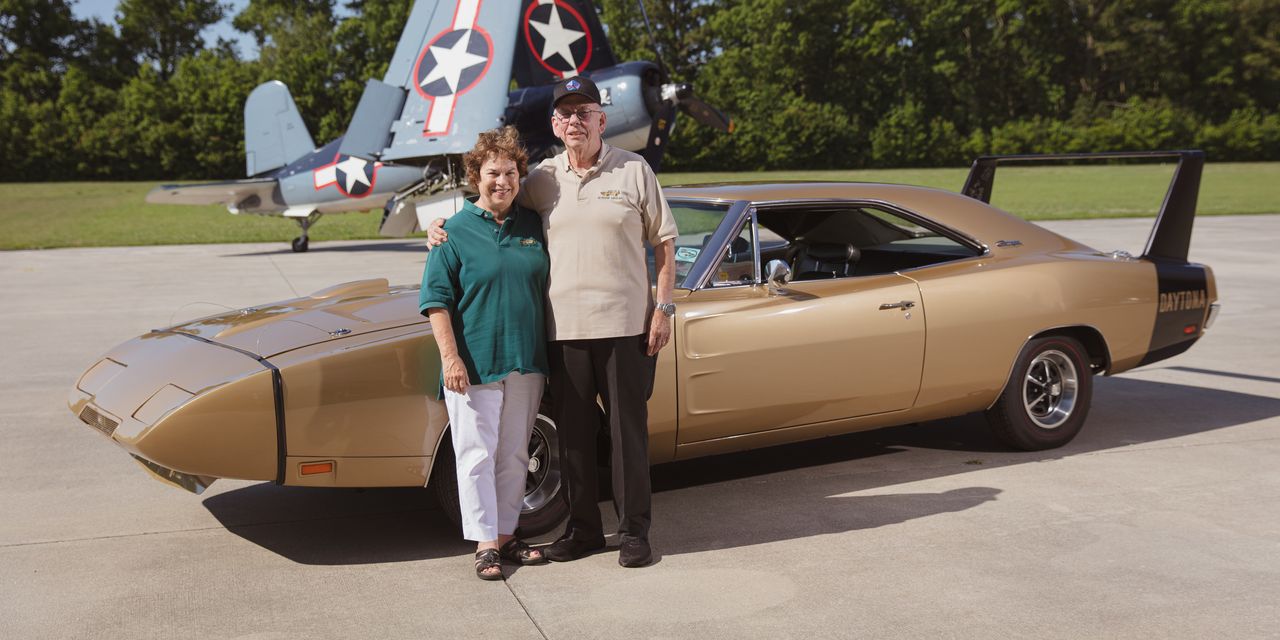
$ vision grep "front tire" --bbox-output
[985,336,1092,451]
[429,408,568,537]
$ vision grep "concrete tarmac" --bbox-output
[1,217,1277,639]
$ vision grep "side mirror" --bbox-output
[765,259,790,292]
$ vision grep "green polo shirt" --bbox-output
[419,198,549,397]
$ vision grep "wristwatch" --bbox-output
[656,302,677,317]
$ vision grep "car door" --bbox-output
[674,209,925,445]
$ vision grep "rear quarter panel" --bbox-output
[904,250,1157,419]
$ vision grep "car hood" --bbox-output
[164,279,427,358]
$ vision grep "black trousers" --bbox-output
[549,334,656,540]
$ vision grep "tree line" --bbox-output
[2,0,1277,181]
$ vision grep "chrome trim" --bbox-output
[750,206,762,284]
[878,300,916,310]
[681,199,752,291]
[1205,302,1221,330]
[1022,349,1079,430]
[765,259,791,293]
[522,413,560,515]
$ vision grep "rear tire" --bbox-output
[429,407,568,538]
[985,336,1092,451]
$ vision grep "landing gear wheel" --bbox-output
[985,336,1092,451]
[289,212,321,253]
[430,406,568,537]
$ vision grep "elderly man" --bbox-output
[428,76,678,568]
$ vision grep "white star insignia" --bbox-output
[421,30,488,95]
[530,6,585,70]
[336,156,371,191]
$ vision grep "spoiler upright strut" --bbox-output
[961,150,1205,263]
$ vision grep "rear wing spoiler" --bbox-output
[961,150,1205,263]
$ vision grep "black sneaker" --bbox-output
[618,537,652,568]
[543,534,606,562]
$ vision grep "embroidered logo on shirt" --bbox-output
[597,189,624,201]
[520,238,539,247]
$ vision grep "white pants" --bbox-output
[443,371,545,542]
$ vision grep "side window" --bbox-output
[771,205,981,282]
[857,206,979,259]
[708,220,756,287]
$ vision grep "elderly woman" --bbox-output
[419,126,549,580]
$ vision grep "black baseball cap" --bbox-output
[552,75,601,106]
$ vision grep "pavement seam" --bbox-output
[0,524,229,549]
[265,254,300,297]
[1071,434,1280,456]
[0,508,438,549]
[503,579,550,640]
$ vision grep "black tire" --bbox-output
[985,335,1093,451]
[291,237,309,253]
[429,406,569,537]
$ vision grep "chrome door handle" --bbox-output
[879,300,916,310]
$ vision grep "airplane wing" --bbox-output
[512,0,618,87]
[343,0,521,163]
[145,179,284,213]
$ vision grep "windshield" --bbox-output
[647,200,734,286]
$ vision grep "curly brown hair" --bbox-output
[462,126,529,187]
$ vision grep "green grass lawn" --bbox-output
[1,162,1275,250]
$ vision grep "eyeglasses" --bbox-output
[553,108,602,122]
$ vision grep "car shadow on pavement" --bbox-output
[203,375,1280,564]
[225,240,426,257]
[202,486,470,565]
[647,375,1280,556]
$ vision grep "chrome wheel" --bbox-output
[1022,349,1078,429]
[522,413,560,515]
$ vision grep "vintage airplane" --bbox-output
[146,0,731,252]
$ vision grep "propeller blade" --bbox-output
[680,96,734,133]
[636,0,671,82]
[640,101,679,172]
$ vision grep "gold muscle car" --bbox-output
[69,151,1219,535]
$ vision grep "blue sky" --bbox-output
[71,0,257,58]
[69,0,356,59]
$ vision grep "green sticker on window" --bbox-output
[675,247,700,262]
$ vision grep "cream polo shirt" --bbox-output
[519,144,678,341]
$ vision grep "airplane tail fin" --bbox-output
[512,0,618,86]
[244,81,316,177]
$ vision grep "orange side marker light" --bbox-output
[300,461,334,475]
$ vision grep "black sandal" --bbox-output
[474,548,503,580]
[499,538,547,566]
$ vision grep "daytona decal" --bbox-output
[1158,289,1208,313]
